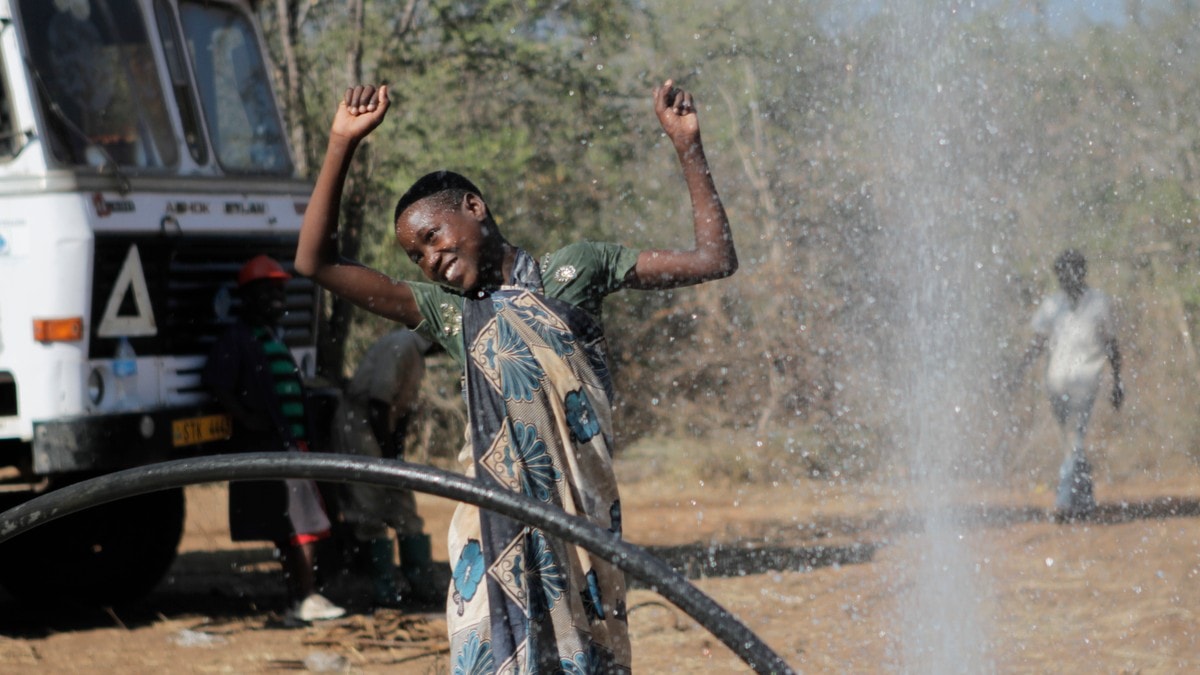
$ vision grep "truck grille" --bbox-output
[89,234,319,359]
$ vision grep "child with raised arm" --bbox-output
[296,79,735,673]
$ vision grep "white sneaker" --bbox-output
[293,593,346,622]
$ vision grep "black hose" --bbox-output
[0,453,794,674]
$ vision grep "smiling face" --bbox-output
[395,192,500,292]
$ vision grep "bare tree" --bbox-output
[271,0,312,174]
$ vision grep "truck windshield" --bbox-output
[178,1,292,175]
[20,0,178,169]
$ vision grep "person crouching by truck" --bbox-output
[332,329,450,609]
[202,254,346,625]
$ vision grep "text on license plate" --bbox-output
[172,414,233,447]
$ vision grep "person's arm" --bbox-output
[295,84,424,328]
[366,398,399,458]
[625,80,737,290]
[1009,334,1046,393]
[1106,337,1123,409]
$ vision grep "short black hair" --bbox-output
[1053,248,1086,278]
[393,170,485,224]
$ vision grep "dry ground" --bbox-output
[3,460,1200,673]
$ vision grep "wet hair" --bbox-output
[1053,248,1086,282]
[393,170,486,225]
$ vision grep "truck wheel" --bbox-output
[0,487,185,607]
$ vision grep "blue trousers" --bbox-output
[1050,391,1096,517]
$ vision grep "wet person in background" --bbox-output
[332,328,449,608]
[1017,249,1123,522]
[296,79,735,672]
[203,254,346,625]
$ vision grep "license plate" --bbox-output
[172,414,233,447]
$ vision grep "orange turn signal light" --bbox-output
[33,317,84,342]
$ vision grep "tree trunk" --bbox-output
[718,72,797,436]
[273,0,307,174]
[318,0,369,380]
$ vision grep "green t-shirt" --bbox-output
[408,241,639,364]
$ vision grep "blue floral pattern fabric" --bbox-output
[565,389,601,444]
[454,630,495,675]
[452,539,487,614]
[445,248,631,674]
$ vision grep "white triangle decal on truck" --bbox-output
[97,244,158,337]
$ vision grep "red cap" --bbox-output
[238,254,292,287]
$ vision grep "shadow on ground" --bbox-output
[637,496,1200,585]
[3,496,1197,634]
[0,544,441,637]
[0,547,284,637]
[943,495,1200,528]
[642,541,879,584]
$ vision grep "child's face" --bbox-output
[395,197,489,292]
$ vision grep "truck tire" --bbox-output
[0,487,185,607]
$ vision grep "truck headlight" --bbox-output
[87,368,105,404]
[139,415,155,439]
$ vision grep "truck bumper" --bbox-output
[32,407,234,475]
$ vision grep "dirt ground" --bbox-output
[4,460,1200,674]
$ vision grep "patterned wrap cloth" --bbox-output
[447,249,631,674]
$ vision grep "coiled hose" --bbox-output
[0,452,794,674]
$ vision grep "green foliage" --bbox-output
[264,1,1200,479]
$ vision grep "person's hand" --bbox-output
[331,84,390,144]
[654,79,700,151]
[1111,379,1124,410]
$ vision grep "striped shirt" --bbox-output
[253,326,307,443]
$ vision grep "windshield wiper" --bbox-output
[23,56,132,194]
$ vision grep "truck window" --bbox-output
[153,0,208,165]
[18,0,179,169]
[179,1,292,175]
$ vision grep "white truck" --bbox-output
[0,0,320,604]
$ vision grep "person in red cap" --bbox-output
[203,254,346,625]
